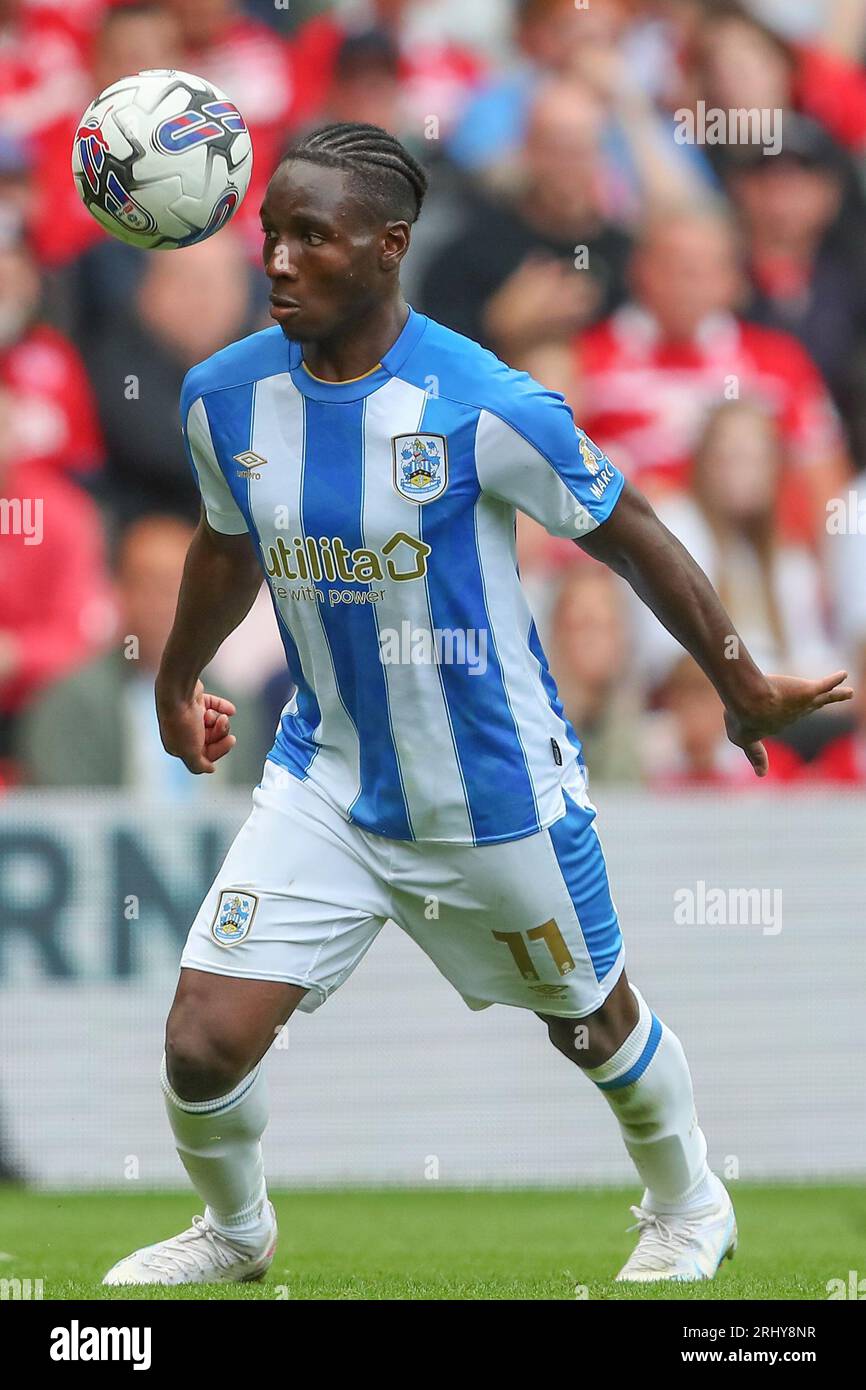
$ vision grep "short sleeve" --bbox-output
[474,391,624,539]
[182,395,249,535]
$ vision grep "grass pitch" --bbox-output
[1,1183,862,1300]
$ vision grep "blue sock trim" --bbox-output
[595,1012,662,1092]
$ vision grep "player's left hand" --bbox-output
[724,670,854,776]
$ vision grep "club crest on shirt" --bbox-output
[211,890,258,947]
[392,433,448,504]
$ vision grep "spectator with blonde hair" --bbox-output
[547,562,641,784]
[630,399,841,690]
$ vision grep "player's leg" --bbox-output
[389,788,734,1281]
[159,967,305,1256]
[104,967,301,1287]
[103,764,391,1285]
[538,972,735,1281]
[539,969,712,1210]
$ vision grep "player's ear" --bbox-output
[381,220,411,272]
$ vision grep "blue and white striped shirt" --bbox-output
[181,307,624,845]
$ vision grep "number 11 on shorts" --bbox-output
[492,919,576,980]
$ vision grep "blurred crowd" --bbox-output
[1,0,865,795]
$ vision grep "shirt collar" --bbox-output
[287,306,428,401]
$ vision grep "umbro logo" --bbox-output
[233,450,267,479]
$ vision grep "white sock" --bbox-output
[160,1055,271,1246]
[585,987,716,1214]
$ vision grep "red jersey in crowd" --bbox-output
[807,733,866,784]
[1,324,104,477]
[0,5,98,265]
[651,738,804,791]
[291,12,484,135]
[793,43,866,152]
[181,16,300,252]
[0,458,114,715]
[574,306,844,536]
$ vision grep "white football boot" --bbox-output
[615,1177,737,1283]
[103,1203,277,1286]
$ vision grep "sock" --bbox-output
[160,1055,271,1246]
[585,987,716,1214]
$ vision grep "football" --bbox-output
[71,68,253,250]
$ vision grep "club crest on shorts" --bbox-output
[392,434,448,504]
[211,890,258,946]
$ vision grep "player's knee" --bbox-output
[540,978,641,1069]
[164,1006,248,1102]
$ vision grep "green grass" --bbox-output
[0,1184,862,1300]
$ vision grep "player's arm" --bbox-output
[155,512,263,774]
[577,481,853,775]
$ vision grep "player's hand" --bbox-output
[157,679,238,774]
[724,670,853,777]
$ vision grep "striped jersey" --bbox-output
[181,307,624,845]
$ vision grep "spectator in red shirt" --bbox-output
[568,208,850,541]
[0,0,92,268]
[808,640,866,784]
[0,0,88,140]
[166,0,300,252]
[0,384,114,739]
[0,236,104,479]
[319,29,407,143]
[291,0,485,142]
[32,1,185,269]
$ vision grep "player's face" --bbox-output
[260,161,397,343]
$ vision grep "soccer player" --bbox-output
[103,124,852,1287]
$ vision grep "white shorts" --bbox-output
[181,761,625,1018]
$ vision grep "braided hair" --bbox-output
[279,123,428,226]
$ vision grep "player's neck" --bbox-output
[300,298,410,384]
